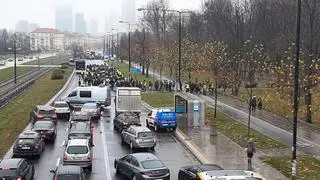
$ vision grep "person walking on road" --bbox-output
[250,96,257,112]
[245,138,256,171]
[257,98,263,111]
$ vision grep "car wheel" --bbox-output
[146,120,149,128]
[87,165,92,171]
[172,126,177,131]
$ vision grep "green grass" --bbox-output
[23,55,69,65]
[142,92,174,107]
[0,67,73,157]
[0,67,35,82]
[263,156,320,180]
[206,107,286,149]
[117,63,155,82]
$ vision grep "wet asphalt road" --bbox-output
[31,74,199,180]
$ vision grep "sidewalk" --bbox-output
[175,127,290,180]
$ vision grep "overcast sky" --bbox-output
[0,0,202,32]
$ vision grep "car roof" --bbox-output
[18,130,39,138]
[181,164,223,171]
[34,120,54,125]
[131,153,158,162]
[129,126,152,133]
[201,170,265,179]
[36,105,54,111]
[0,158,23,169]
[83,102,97,106]
[70,121,91,132]
[68,139,88,146]
[56,165,81,175]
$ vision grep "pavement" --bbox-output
[3,72,201,180]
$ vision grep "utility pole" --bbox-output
[178,12,182,91]
[292,0,301,179]
[128,29,131,76]
[13,40,17,84]
[103,37,106,58]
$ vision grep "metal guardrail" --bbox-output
[0,68,51,109]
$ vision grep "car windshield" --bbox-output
[56,174,80,180]
[18,138,35,144]
[55,103,69,108]
[33,122,52,129]
[82,104,96,110]
[138,132,153,138]
[140,160,165,169]
[39,110,55,115]
[67,146,88,154]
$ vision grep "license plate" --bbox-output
[22,147,30,149]
[162,124,168,126]
[73,157,81,160]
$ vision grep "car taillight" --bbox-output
[17,176,23,180]
[79,176,83,180]
[63,152,68,160]
[87,152,92,160]
[141,171,153,176]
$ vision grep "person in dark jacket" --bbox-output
[245,138,256,171]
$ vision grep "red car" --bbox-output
[30,105,57,124]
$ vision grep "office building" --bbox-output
[28,23,39,32]
[30,28,65,51]
[75,13,86,33]
[90,17,98,35]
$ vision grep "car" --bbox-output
[0,61,5,66]
[0,158,35,180]
[31,121,57,142]
[146,108,177,132]
[30,105,57,124]
[7,58,13,62]
[13,130,45,158]
[178,164,223,180]
[53,101,71,120]
[114,153,170,180]
[196,170,266,180]
[29,56,33,59]
[121,126,156,151]
[50,165,86,180]
[70,111,90,122]
[18,58,23,61]
[81,102,101,120]
[63,139,93,170]
[114,112,141,132]
[68,121,93,146]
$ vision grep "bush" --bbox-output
[51,69,64,80]
[60,65,69,69]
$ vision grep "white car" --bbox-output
[0,61,5,66]
[63,139,93,170]
[53,101,71,120]
[198,170,266,180]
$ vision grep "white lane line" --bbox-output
[62,140,66,147]
[56,157,61,167]
[100,120,112,180]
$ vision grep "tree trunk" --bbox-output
[305,79,312,123]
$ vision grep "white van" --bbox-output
[62,86,111,109]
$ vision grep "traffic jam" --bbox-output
[0,60,266,180]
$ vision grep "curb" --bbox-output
[3,69,75,159]
[141,101,214,164]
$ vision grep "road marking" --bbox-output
[56,158,60,167]
[62,140,65,147]
[100,120,112,180]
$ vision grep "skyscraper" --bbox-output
[121,0,136,24]
[15,20,29,32]
[55,3,73,32]
[28,23,39,32]
[75,13,86,34]
[90,18,98,35]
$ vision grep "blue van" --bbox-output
[146,108,177,132]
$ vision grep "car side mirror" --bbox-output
[50,170,55,173]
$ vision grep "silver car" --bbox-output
[81,103,101,120]
[53,101,71,120]
[63,139,93,170]
[121,126,156,151]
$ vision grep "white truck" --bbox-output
[115,87,142,117]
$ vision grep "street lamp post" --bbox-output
[119,21,132,77]
[13,40,17,84]
[138,8,189,91]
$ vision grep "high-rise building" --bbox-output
[28,23,39,32]
[75,13,86,34]
[55,3,73,32]
[121,0,136,24]
[15,20,29,32]
[90,17,98,35]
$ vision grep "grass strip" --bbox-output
[206,107,286,149]
[23,55,69,65]
[263,156,320,179]
[117,63,155,82]
[142,92,174,107]
[0,67,73,157]
[0,67,35,82]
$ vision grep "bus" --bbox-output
[75,60,86,74]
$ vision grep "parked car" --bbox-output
[0,61,5,66]
[53,101,71,120]
[0,158,35,180]
[30,105,57,124]
[195,170,266,180]
[50,165,86,180]
[68,121,93,146]
[114,153,170,180]
[178,164,223,180]
[146,108,177,132]
[121,126,156,151]
[7,58,13,62]
[18,58,23,61]
[13,130,45,158]
[63,139,93,170]
[70,111,89,121]
[114,112,141,132]
[29,56,34,59]
[81,102,101,120]
[31,121,57,143]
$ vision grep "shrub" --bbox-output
[60,65,69,69]
[51,69,64,80]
